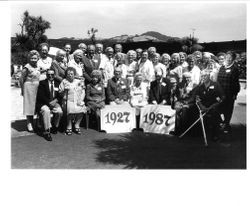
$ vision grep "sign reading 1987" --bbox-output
[140,105,176,134]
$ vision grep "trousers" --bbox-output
[40,104,63,131]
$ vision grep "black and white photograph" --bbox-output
[3,0,249,205]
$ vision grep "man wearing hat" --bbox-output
[148,67,171,105]
[106,66,130,105]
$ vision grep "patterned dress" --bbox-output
[19,63,40,115]
[59,79,87,114]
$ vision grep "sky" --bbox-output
[10,2,246,43]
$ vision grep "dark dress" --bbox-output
[217,63,240,126]
[86,82,105,111]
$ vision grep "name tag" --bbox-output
[209,86,214,89]
[97,87,102,91]
[226,69,231,73]
[216,97,221,102]
[121,85,126,89]
[54,87,59,91]
[161,82,166,87]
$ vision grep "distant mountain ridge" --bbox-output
[57,31,181,43]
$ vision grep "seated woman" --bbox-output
[59,67,87,135]
[51,49,67,83]
[86,70,105,118]
[106,67,130,105]
[68,49,84,79]
[130,72,149,115]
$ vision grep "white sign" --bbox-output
[100,105,136,133]
[140,105,176,134]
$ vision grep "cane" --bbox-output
[179,111,207,138]
[196,102,208,147]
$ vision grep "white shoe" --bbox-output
[27,123,34,132]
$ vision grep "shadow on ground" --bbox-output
[94,124,246,169]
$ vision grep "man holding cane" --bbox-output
[193,70,225,141]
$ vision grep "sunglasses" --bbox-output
[47,73,55,76]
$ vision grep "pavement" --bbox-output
[11,85,247,169]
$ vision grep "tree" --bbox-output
[87,28,98,45]
[15,10,51,51]
[181,36,203,54]
[12,11,51,65]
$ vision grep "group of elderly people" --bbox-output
[19,42,243,141]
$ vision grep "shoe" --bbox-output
[27,123,34,132]
[44,133,52,141]
[223,125,231,134]
[50,127,58,134]
[65,129,72,135]
[74,128,81,135]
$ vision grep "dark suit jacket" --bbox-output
[148,78,171,104]
[106,77,130,103]
[36,79,62,112]
[82,55,101,84]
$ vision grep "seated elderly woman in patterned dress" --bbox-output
[59,67,87,135]
[19,50,41,132]
[37,43,52,81]
[68,49,85,79]
[51,49,67,83]
[86,70,105,117]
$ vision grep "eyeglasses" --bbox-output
[47,74,55,76]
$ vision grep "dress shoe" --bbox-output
[27,123,34,132]
[44,133,52,141]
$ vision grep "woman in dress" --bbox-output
[125,50,137,86]
[161,53,171,78]
[59,67,87,135]
[19,50,41,132]
[130,72,148,113]
[37,43,52,81]
[114,52,128,79]
[217,51,240,133]
[169,53,184,83]
[86,70,105,117]
[68,49,84,79]
[51,49,67,83]
[152,53,166,79]
[179,52,188,69]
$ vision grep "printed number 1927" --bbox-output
[105,112,130,125]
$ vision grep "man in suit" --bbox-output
[106,67,130,105]
[36,68,63,141]
[82,44,101,85]
[148,67,171,105]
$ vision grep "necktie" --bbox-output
[50,82,54,101]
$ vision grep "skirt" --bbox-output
[23,81,39,115]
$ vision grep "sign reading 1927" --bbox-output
[104,112,130,124]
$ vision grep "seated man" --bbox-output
[36,68,63,141]
[192,70,225,141]
[148,68,171,105]
[106,67,130,105]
